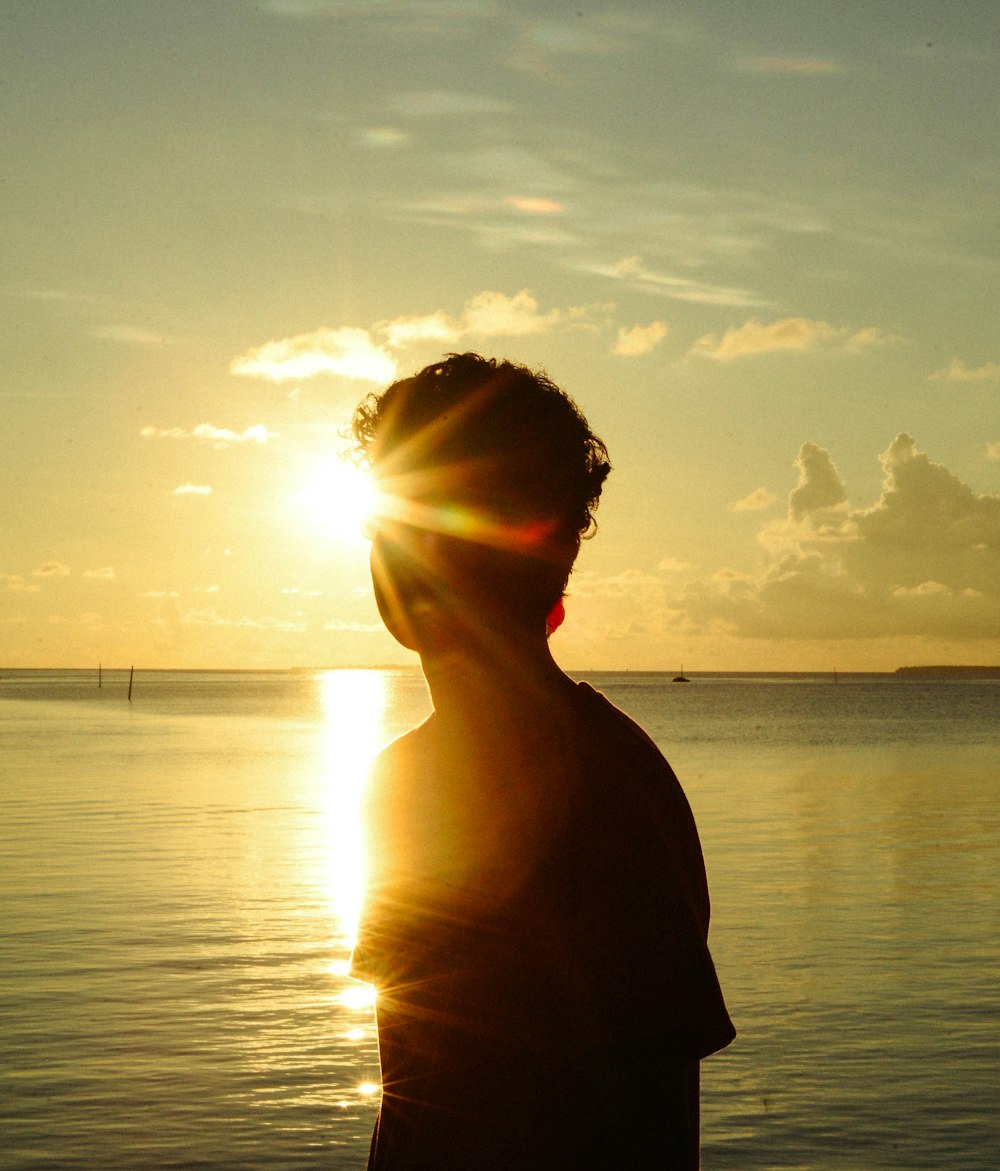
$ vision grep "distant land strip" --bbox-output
[895,665,1000,678]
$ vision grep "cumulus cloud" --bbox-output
[171,484,213,496]
[689,317,894,360]
[930,357,1000,382]
[140,423,276,446]
[34,561,71,577]
[231,326,396,384]
[788,443,849,520]
[677,434,1000,641]
[731,487,778,512]
[612,321,668,356]
[461,289,564,336]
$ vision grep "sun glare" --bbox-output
[291,459,377,542]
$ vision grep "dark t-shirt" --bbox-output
[351,681,734,1170]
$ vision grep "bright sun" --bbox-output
[291,459,377,542]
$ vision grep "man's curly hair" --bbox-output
[352,353,611,616]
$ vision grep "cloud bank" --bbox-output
[679,434,999,641]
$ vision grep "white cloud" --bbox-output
[930,357,1000,382]
[230,326,396,384]
[731,487,778,512]
[83,567,116,580]
[140,423,276,446]
[612,321,668,356]
[171,484,213,496]
[689,317,891,360]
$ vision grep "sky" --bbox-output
[2,0,998,671]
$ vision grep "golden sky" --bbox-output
[2,0,998,670]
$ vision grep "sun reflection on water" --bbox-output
[316,669,387,954]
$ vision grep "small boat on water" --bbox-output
[672,665,690,683]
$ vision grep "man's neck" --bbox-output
[420,633,575,724]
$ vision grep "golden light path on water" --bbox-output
[316,669,384,1102]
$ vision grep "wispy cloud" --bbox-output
[91,325,171,346]
[83,567,116,580]
[587,255,762,309]
[731,487,778,512]
[504,195,565,214]
[612,321,668,356]
[1,573,40,593]
[171,484,213,496]
[181,606,307,633]
[33,561,71,577]
[323,619,384,633]
[389,90,514,118]
[140,423,276,446]
[930,357,1000,382]
[737,56,845,75]
[689,317,898,360]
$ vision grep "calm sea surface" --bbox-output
[2,668,997,1169]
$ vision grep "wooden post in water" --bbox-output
[128,665,134,702]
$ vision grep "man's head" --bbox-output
[352,353,610,649]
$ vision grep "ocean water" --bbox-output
[1,668,997,1170]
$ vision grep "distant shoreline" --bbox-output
[893,665,1000,679]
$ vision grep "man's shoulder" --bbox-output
[574,681,674,774]
[374,714,436,767]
